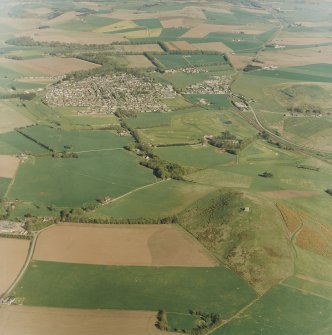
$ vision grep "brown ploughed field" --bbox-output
[16,57,100,76]
[0,306,171,335]
[0,238,29,295]
[33,223,217,267]
[0,155,20,179]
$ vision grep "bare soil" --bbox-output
[166,41,197,51]
[125,55,154,68]
[33,224,217,267]
[0,155,20,179]
[0,238,29,295]
[259,45,332,67]
[0,305,171,335]
[193,42,233,53]
[16,57,100,76]
[18,28,127,44]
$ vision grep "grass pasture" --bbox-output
[18,125,130,152]
[54,15,118,32]
[0,177,10,198]
[155,145,236,169]
[0,101,33,133]
[250,63,332,83]
[8,150,155,207]
[13,261,256,316]
[0,131,48,155]
[94,179,215,219]
[214,285,332,335]
[283,117,332,151]
[95,20,139,33]
[184,94,231,109]
[136,109,232,145]
[155,54,227,69]
[283,276,332,300]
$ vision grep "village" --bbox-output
[184,75,231,94]
[44,73,177,115]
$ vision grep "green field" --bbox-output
[136,109,244,145]
[283,276,332,300]
[13,260,257,316]
[213,285,332,335]
[127,112,172,129]
[167,313,197,332]
[93,179,215,219]
[0,177,11,199]
[18,125,130,152]
[155,54,227,69]
[250,64,332,83]
[8,150,155,207]
[184,94,232,109]
[205,8,271,25]
[0,100,33,133]
[0,131,48,155]
[155,145,236,169]
[284,117,332,138]
[54,15,119,31]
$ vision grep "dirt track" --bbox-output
[0,305,171,335]
[33,223,217,267]
[0,238,29,295]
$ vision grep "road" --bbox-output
[1,224,54,299]
[249,105,332,155]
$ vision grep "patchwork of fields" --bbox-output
[0,0,331,334]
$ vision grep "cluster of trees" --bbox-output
[47,10,64,20]
[61,213,179,225]
[0,233,31,240]
[0,92,36,101]
[125,140,187,180]
[155,310,168,331]
[287,103,322,116]
[51,151,78,159]
[259,131,290,150]
[140,156,187,180]
[208,131,250,154]
[168,310,222,335]
[258,171,273,178]
[243,64,262,72]
[16,127,52,152]
[189,311,222,335]
[296,163,319,172]
[144,52,165,72]
[123,122,188,180]
[325,189,332,196]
